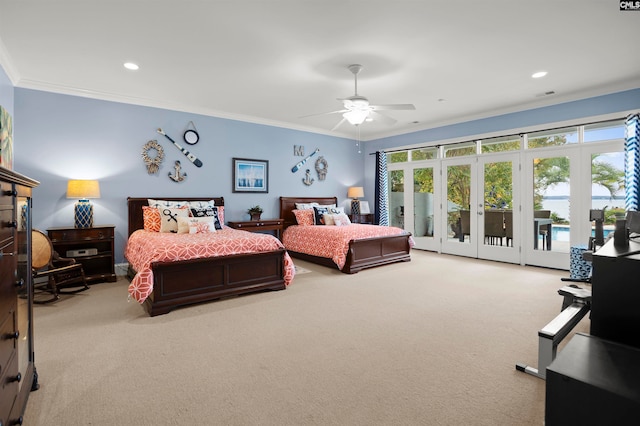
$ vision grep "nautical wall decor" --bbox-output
[169,161,187,182]
[183,121,199,145]
[292,148,319,173]
[315,156,328,180]
[142,140,165,174]
[157,128,203,167]
[302,169,314,186]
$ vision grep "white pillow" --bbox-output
[159,207,190,233]
[148,199,190,209]
[327,206,344,215]
[323,213,336,226]
[333,213,352,226]
[187,200,216,209]
[177,216,216,234]
[295,202,319,210]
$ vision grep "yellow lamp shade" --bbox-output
[347,186,364,199]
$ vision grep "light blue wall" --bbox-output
[13,88,364,263]
[363,89,640,199]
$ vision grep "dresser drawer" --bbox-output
[49,226,114,242]
[0,352,18,425]
[0,206,14,252]
[0,311,17,378]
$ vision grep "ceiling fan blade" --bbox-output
[299,109,348,119]
[371,104,416,111]
[331,117,347,131]
[369,110,397,125]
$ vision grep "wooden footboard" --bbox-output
[344,233,411,273]
[143,249,286,316]
[289,234,411,274]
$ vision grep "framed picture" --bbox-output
[0,105,13,170]
[232,158,269,193]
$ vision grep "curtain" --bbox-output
[375,151,389,226]
[625,113,640,211]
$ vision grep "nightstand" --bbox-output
[349,213,374,224]
[227,219,284,240]
[47,225,117,284]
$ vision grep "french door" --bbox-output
[440,153,521,263]
[388,161,440,251]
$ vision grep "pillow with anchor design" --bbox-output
[159,206,190,233]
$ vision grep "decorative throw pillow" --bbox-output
[333,213,352,226]
[295,202,319,210]
[177,216,216,234]
[187,200,216,210]
[323,213,336,226]
[148,199,189,209]
[159,207,190,233]
[313,206,330,225]
[327,206,345,215]
[142,206,161,232]
[292,209,314,226]
[190,205,222,230]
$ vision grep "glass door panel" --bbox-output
[534,155,570,253]
[388,169,405,229]
[413,167,434,237]
[441,159,477,258]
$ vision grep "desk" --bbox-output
[227,218,284,240]
[534,218,552,250]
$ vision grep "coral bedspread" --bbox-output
[282,224,414,269]
[126,228,295,303]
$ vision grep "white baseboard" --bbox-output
[115,263,129,276]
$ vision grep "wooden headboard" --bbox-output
[127,197,225,236]
[279,196,338,229]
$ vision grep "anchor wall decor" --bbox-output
[169,160,187,182]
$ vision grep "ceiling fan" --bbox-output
[303,64,416,130]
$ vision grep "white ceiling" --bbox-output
[1,1,639,141]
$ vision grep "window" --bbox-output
[584,120,626,143]
[527,127,578,148]
[481,136,521,153]
[410,147,437,160]
[444,141,477,158]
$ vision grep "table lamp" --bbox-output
[347,186,364,215]
[67,179,100,228]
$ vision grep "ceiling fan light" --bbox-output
[343,109,369,125]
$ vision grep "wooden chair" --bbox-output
[504,210,513,247]
[32,229,89,303]
[484,210,505,245]
[534,210,551,250]
[459,210,471,242]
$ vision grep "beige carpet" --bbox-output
[23,250,589,425]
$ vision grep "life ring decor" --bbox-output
[142,140,165,174]
[315,156,328,181]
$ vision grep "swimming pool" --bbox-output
[551,224,613,242]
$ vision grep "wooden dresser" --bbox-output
[0,167,39,425]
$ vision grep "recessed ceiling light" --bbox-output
[124,62,139,71]
[532,71,547,79]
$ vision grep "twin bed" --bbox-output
[279,196,412,274]
[126,196,411,316]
